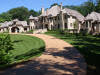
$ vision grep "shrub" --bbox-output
[0,34,13,65]
[26,30,34,34]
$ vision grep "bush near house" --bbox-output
[26,30,34,34]
[45,30,100,75]
[0,34,13,65]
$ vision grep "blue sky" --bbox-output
[0,0,88,13]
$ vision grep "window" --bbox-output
[65,23,67,28]
[70,23,73,27]
[58,24,60,29]
[24,28,27,31]
[64,15,67,19]
[14,22,16,25]
[55,17,57,21]
[86,21,88,27]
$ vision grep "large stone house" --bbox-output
[84,12,100,34]
[0,3,85,33]
[0,19,30,33]
[39,3,85,33]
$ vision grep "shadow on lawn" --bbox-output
[0,46,86,75]
[15,46,45,60]
[71,40,100,75]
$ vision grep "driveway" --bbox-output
[0,34,87,75]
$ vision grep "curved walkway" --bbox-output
[0,34,87,75]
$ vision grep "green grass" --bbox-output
[0,34,45,68]
[45,30,100,75]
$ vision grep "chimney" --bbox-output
[46,8,49,16]
[41,7,44,14]
[60,2,63,10]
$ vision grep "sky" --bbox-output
[0,0,88,13]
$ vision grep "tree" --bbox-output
[0,12,12,22]
[95,0,100,12]
[29,10,40,17]
[0,34,13,65]
[64,0,95,16]
[8,6,29,21]
[50,3,59,8]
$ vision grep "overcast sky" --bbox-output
[0,0,88,13]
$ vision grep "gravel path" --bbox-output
[0,34,87,75]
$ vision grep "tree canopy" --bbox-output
[64,0,98,16]
[0,6,41,23]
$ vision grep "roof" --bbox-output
[62,8,85,22]
[0,21,13,27]
[16,21,28,26]
[40,5,84,22]
[29,15,38,20]
[0,19,28,28]
[85,12,100,22]
[40,5,61,17]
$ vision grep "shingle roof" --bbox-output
[0,21,13,27]
[62,8,85,22]
[85,12,100,21]
[40,5,61,17]
[29,15,38,20]
[40,5,84,22]
[0,19,28,28]
[16,21,28,26]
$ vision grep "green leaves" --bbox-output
[0,34,13,65]
[0,6,41,22]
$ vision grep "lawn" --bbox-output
[45,30,100,75]
[0,34,45,68]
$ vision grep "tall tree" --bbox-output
[8,6,29,21]
[95,0,100,12]
[29,10,40,17]
[64,0,95,16]
[0,12,12,22]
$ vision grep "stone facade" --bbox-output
[84,12,100,34]
[0,19,30,33]
[37,3,85,33]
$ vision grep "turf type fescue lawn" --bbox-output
[45,30,100,75]
[0,34,45,68]
[10,34,45,61]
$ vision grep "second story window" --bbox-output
[64,15,67,19]
[55,17,57,21]
[70,23,73,27]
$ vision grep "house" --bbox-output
[0,3,85,33]
[0,19,30,33]
[39,3,85,33]
[84,12,100,34]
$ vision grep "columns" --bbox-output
[78,23,81,33]
[60,11,64,30]
[99,23,100,33]
[88,21,91,33]
[9,27,12,33]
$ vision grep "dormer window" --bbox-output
[14,22,16,25]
